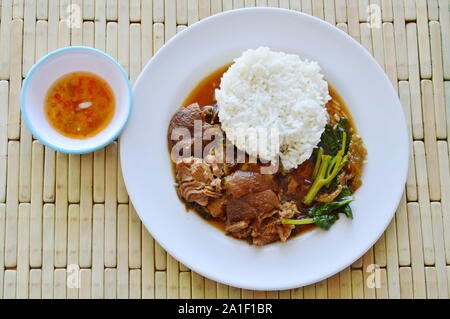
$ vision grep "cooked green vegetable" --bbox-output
[282,186,354,230]
[302,118,351,205]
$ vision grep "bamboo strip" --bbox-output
[154,0,165,22]
[291,286,303,299]
[385,219,400,298]
[396,193,411,266]
[5,141,19,268]
[53,269,66,299]
[279,289,291,299]
[79,153,92,268]
[414,140,435,265]
[67,204,79,268]
[79,269,92,299]
[361,248,375,298]
[191,271,205,299]
[29,147,44,264]
[229,286,241,298]
[92,204,104,299]
[141,226,155,298]
[425,267,438,298]
[446,82,450,154]
[117,204,129,299]
[0,204,5,273]
[406,23,424,139]
[347,0,360,42]
[104,268,117,298]
[428,0,439,21]
[141,0,153,67]
[399,267,413,298]
[404,0,416,21]
[233,0,244,9]
[339,267,352,298]
[211,0,222,12]
[436,141,450,264]
[155,271,167,298]
[16,203,30,299]
[0,0,12,80]
[3,270,16,299]
[416,0,432,78]
[430,203,449,298]
[42,204,54,299]
[68,155,80,203]
[358,0,368,21]
[217,283,229,299]
[59,0,70,19]
[315,280,327,298]
[399,82,418,201]
[179,271,191,298]
[129,269,141,299]
[43,146,56,202]
[301,0,312,14]
[375,268,388,298]
[188,0,199,24]
[382,22,398,91]
[105,142,118,267]
[324,0,336,25]
[38,0,49,20]
[54,151,68,268]
[351,270,364,299]
[130,0,140,22]
[0,266,3,298]
[371,12,385,69]
[407,202,427,298]
[429,21,446,139]
[95,0,106,51]
[30,146,44,267]
[312,0,324,20]
[439,0,450,79]
[8,19,23,140]
[0,81,8,202]
[256,0,267,7]
[241,289,254,298]
[204,278,217,298]
[106,0,118,21]
[118,0,130,73]
[335,0,347,23]
[244,0,255,8]
[336,22,348,33]
[421,80,440,201]
[254,290,267,299]
[82,0,94,20]
[327,273,340,299]
[29,269,42,299]
[129,203,142,269]
[381,0,392,21]
[47,0,59,52]
[199,0,210,18]
[223,0,234,10]
[289,0,300,11]
[167,253,179,298]
[392,0,408,80]
[22,0,36,77]
[18,122,32,203]
[130,23,142,85]
[177,0,188,24]
[66,266,79,299]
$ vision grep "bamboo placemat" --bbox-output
[0,0,449,299]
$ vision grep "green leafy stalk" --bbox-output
[283,186,354,230]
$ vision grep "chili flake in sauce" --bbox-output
[45,71,115,139]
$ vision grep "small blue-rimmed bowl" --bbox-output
[21,46,132,154]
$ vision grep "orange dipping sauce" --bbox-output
[45,71,115,139]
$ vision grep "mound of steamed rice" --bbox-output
[215,47,331,170]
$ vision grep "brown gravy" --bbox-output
[177,63,357,241]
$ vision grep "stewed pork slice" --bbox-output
[175,157,223,206]
[223,171,276,198]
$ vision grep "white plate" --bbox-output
[120,8,408,290]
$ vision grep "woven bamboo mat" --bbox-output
[0,0,449,299]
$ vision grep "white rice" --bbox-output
[215,47,331,170]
